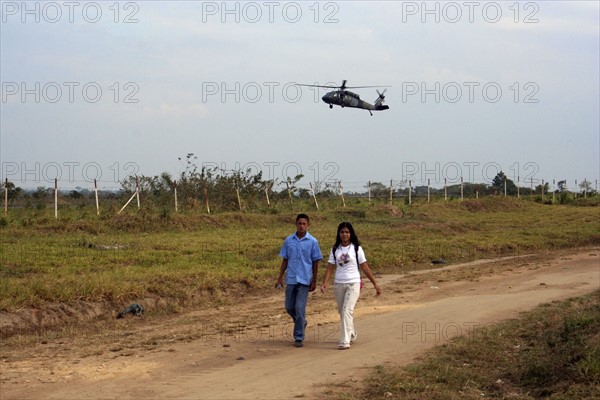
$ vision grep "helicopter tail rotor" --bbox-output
[375,89,387,106]
[374,89,389,110]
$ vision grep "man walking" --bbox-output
[276,214,322,347]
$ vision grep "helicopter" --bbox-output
[295,80,390,116]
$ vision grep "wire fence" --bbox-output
[2,174,598,218]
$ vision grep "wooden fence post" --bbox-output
[427,179,430,203]
[235,182,242,212]
[530,178,533,196]
[174,180,178,213]
[54,178,58,220]
[541,179,545,202]
[309,182,319,210]
[202,177,211,215]
[4,178,7,214]
[118,188,138,215]
[264,182,271,207]
[94,179,100,215]
[444,178,448,202]
[286,181,293,206]
[135,176,140,209]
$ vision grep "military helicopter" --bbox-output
[296,80,390,116]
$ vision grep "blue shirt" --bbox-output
[279,231,323,285]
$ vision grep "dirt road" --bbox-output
[1,248,598,400]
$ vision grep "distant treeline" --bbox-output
[2,154,598,212]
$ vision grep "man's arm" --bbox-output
[309,260,319,292]
[276,258,288,288]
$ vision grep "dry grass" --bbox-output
[1,197,598,327]
[336,291,600,400]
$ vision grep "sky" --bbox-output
[1,0,599,192]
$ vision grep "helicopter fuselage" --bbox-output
[322,90,368,108]
[321,90,388,113]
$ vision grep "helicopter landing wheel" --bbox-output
[329,104,333,109]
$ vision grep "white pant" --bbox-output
[333,282,361,346]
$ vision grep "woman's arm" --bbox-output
[320,263,336,292]
[360,262,381,295]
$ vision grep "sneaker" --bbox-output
[338,344,350,350]
[350,332,357,344]
[294,340,304,348]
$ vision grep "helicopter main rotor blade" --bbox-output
[294,83,392,90]
[344,85,390,89]
[294,83,341,89]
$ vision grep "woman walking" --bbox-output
[321,222,381,350]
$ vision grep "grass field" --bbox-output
[1,197,598,399]
[1,197,598,312]
[341,291,600,400]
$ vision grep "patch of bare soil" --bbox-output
[1,248,598,400]
[0,285,259,339]
[1,301,107,338]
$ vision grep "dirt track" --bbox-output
[1,248,598,400]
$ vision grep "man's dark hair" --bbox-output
[296,213,310,223]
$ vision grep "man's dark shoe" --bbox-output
[294,340,303,348]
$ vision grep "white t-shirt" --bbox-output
[327,243,366,284]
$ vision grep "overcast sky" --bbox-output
[1,1,598,192]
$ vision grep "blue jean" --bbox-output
[285,284,310,341]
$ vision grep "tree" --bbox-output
[280,174,304,199]
[0,181,23,200]
[534,182,550,195]
[491,171,517,195]
[68,190,83,200]
[366,182,388,198]
[579,180,594,195]
[32,186,48,199]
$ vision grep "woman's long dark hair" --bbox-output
[332,222,361,253]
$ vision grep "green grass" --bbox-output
[345,291,600,400]
[1,197,598,311]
